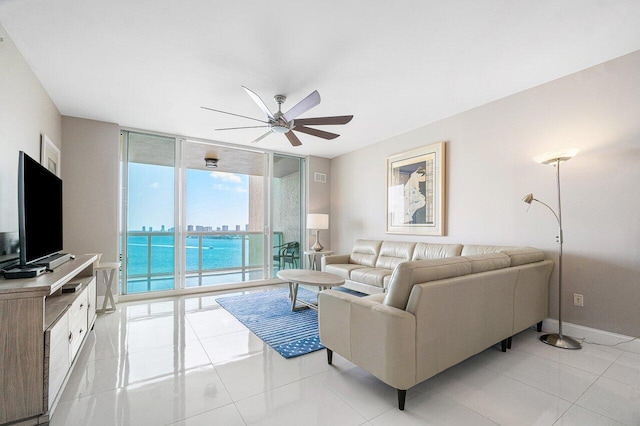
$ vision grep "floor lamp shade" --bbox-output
[307,214,328,252]
[523,148,581,350]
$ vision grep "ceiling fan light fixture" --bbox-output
[271,124,289,134]
[204,157,218,168]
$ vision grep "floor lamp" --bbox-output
[523,148,581,350]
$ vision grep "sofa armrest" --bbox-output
[321,254,351,269]
[318,289,416,390]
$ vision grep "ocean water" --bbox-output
[127,235,252,276]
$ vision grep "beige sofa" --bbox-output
[322,239,463,294]
[318,244,552,410]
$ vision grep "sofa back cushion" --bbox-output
[412,243,463,260]
[383,257,472,310]
[460,244,516,256]
[462,253,511,273]
[349,239,383,267]
[375,241,417,269]
[461,245,544,266]
[501,248,545,266]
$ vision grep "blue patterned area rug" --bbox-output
[217,288,324,358]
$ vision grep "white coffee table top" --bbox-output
[277,269,344,287]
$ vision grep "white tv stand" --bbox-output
[0,254,98,425]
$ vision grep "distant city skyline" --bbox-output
[135,224,250,232]
[127,163,249,231]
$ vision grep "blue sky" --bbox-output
[128,163,249,231]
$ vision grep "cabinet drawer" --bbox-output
[69,288,88,325]
[45,311,70,411]
[69,289,88,361]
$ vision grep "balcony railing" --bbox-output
[124,231,283,293]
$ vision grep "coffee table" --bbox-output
[277,269,345,311]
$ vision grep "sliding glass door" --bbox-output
[183,141,266,288]
[272,154,304,277]
[120,131,305,295]
[121,132,177,294]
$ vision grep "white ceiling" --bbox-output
[1,0,640,159]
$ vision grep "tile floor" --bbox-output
[51,285,640,425]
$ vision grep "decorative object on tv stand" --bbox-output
[523,147,581,350]
[307,214,329,252]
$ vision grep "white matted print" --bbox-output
[41,134,61,177]
[386,142,446,235]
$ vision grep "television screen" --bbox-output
[18,151,63,266]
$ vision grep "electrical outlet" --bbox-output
[573,293,584,307]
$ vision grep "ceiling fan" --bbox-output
[201,86,353,146]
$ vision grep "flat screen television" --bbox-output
[18,151,63,267]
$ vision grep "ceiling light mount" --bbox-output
[204,157,218,168]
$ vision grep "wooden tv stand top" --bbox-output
[0,254,97,298]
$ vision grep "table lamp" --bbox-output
[307,214,329,252]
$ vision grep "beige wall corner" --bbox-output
[61,116,120,266]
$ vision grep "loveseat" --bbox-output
[318,242,553,410]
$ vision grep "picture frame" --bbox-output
[386,142,446,235]
[41,134,61,177]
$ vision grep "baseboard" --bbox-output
[542,318,640,354]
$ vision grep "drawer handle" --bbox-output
[80,303,84,309]
[68,332,73,343]
[79,329,84,335]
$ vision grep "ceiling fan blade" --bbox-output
[293,125,339,140]
[201,106,268,124]
[283,90,321,122]
[293,115,353,126]
[215,125,270,131]
[251,131,273,144]
[242,86,275,121]
[285,131,302,147]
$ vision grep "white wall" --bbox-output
[0,23,61,232]
[330,50,640,336]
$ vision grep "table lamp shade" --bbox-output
[307,214,329,230]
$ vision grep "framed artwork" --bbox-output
[386,142,446,235]
[41,134,61,177]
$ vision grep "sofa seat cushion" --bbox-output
[324,263,367,279]
[383,257,472,310]
[350,267,393,288]
[375,241,416,270]
[412,243,463,260]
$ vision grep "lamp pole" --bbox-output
[525,148,581,350]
